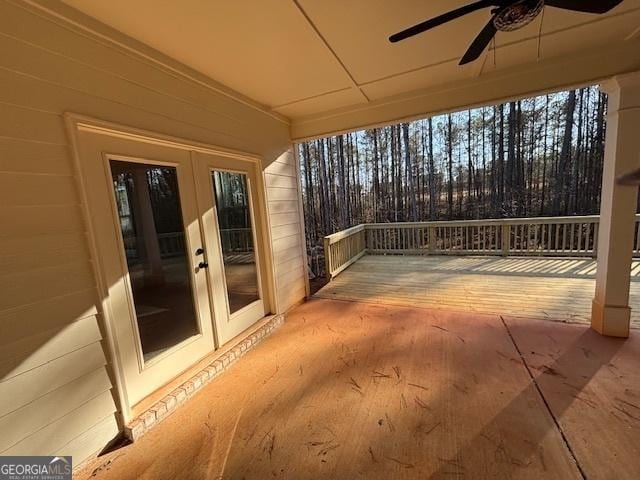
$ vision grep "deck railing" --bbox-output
[219,227,253,253]
[123,232,186,259]
[323,224,366,279]
[324,215,640,279]
[124,228,253,260]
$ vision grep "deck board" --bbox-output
[317,255,640,328]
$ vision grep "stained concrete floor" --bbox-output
[77,298,640,480]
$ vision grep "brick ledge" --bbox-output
[123,313,284,441]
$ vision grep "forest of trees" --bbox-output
[299,85,609,272]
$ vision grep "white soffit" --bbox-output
[59,0,640,136]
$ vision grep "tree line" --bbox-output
[299,86,609,272]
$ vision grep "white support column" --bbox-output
[592,71,640,338]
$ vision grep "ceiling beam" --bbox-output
[291,0,370,103]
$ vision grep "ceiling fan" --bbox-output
[389,0,624,65]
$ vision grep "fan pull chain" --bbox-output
[537,7,545,60]
[492,36,496,68]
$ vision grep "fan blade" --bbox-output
[459,16,498,65]
[389,0,501,43]
[544,0,623,14]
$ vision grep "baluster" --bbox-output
[324,237,331,279]
[570,223,575,253]
[442,227,446,251]
[429,226,436,253]
[412,226,417,251]
[584,222,591,254]
[482,225,486,252]
[502,224,510,256]
[465,226,469,251]
[577,223,583,252]
[444,227,448,251]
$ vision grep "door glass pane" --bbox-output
[212,171,260,313]
[110,160,199,362]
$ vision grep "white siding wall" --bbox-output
[0,0,290,465]
[265,150,309,312]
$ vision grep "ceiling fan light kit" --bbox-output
[389,0,624,65]
[493,0,544,31]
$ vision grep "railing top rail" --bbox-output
[324,224,365,244]
[364,215,614,228]
[219,227,252,233]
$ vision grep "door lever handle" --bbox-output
[198,261,209,269]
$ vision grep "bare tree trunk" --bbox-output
[427,118,436,220]
[555,90,576,215]
[447,114,454,219]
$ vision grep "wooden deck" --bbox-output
[317,255,640,329]
[77,298,640,479]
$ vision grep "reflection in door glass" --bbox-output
[212,171,260,313]
[110,160,200,362]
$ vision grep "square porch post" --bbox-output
[591,71,640,338]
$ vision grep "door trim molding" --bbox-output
[64,113,277,423]
[67,113,264,162]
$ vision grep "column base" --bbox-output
[591,299,630,338]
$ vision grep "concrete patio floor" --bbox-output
[76,297,639,479]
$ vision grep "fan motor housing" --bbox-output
[493,0,544,31]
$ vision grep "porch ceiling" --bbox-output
[60,0,640,138]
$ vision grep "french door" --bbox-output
[194,152,267,344]
[75,127,268,410]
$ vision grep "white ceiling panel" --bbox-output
[60,0,640,131]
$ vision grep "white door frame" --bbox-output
[65,114,277,422]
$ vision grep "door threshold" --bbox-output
[124,313,284,441]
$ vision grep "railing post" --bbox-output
[323,237,332,281]
[428,226,436,254]
[501,224,510,257]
